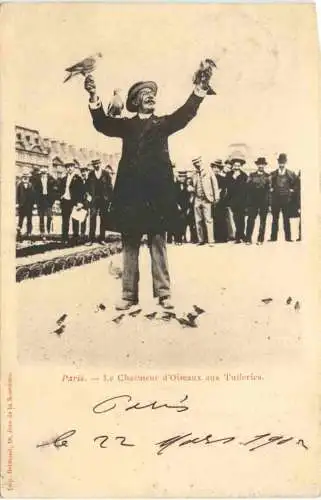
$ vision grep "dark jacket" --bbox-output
[33,174,59,204]
[226,171,248,209]
[89,92,204,234]
[86,169,113,204]
[16,181,36,210]
[270,168,296,205]
[60,174,84,204]
[247,171,270,208]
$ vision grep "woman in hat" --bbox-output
[85,72,211,310]
[245,157,270,245]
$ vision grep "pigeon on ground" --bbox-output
[53,325,66,336]
[176,315,198,328]
[63,52,103,83]
[286,297,292,305]
[193,305,206,315]
[187,312,198,322]
[160,311,177,322]
[112,314,125,324]
[107,89,124,117]
[145,312,158,320]
[56,313,68,325]
[108,260,123,279]
[294,301,300,311]
[261,298,273,304]
[128,308,142,318]
[95,303,106,312]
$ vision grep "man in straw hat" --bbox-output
[84,69,212,310]
[269,153,296,242]
[191,155,219,246]
[245,157,270,245]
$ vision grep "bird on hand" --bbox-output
[193,58,217,95]
[107,89,124,117]
[63,52,103,83]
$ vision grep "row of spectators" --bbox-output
[168,152,301,245]
[16,151,301,246]
[16,159,113,245]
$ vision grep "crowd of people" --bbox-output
[16,151,301,246]
[168,152,301,246]
[16,158,113,245]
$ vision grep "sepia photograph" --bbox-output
[12,3,307,369]
[1,2,320,497]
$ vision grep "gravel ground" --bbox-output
[17,238,304,369]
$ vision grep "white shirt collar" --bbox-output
[138,113,152,120]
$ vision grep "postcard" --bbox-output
[1,2,320,497]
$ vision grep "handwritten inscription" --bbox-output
[92,394,189,414]
[36,394,309,455]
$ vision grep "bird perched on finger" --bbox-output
[107,89,124,117]
[193,58,217,95]
[63,52,103,83]
[286,296,292,305]
[108,260,123,279]
[294,301,300,311]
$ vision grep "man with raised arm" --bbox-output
[84,71,213,310]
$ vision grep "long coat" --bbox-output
[33,174,59,204]
[226,171,248,210]
[86,170,113,204]
[89,92,204,234]
[246,171,270,208]
[16,182,36,210]
[59,174,85,205]
[270,168,296,206]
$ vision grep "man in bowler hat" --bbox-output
[85,158,113,245]
[85,74,210,310]
[245,157,270,245]
[269,153,296,242]
[59,161,85,245]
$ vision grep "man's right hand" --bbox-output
[84,75,97,101]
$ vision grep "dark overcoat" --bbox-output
[246,171,270,208]
[33,174,60,204]
[86,170,113,203]
[270,168,297,206]
[59,174,85,204]
[89,93,204,234]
